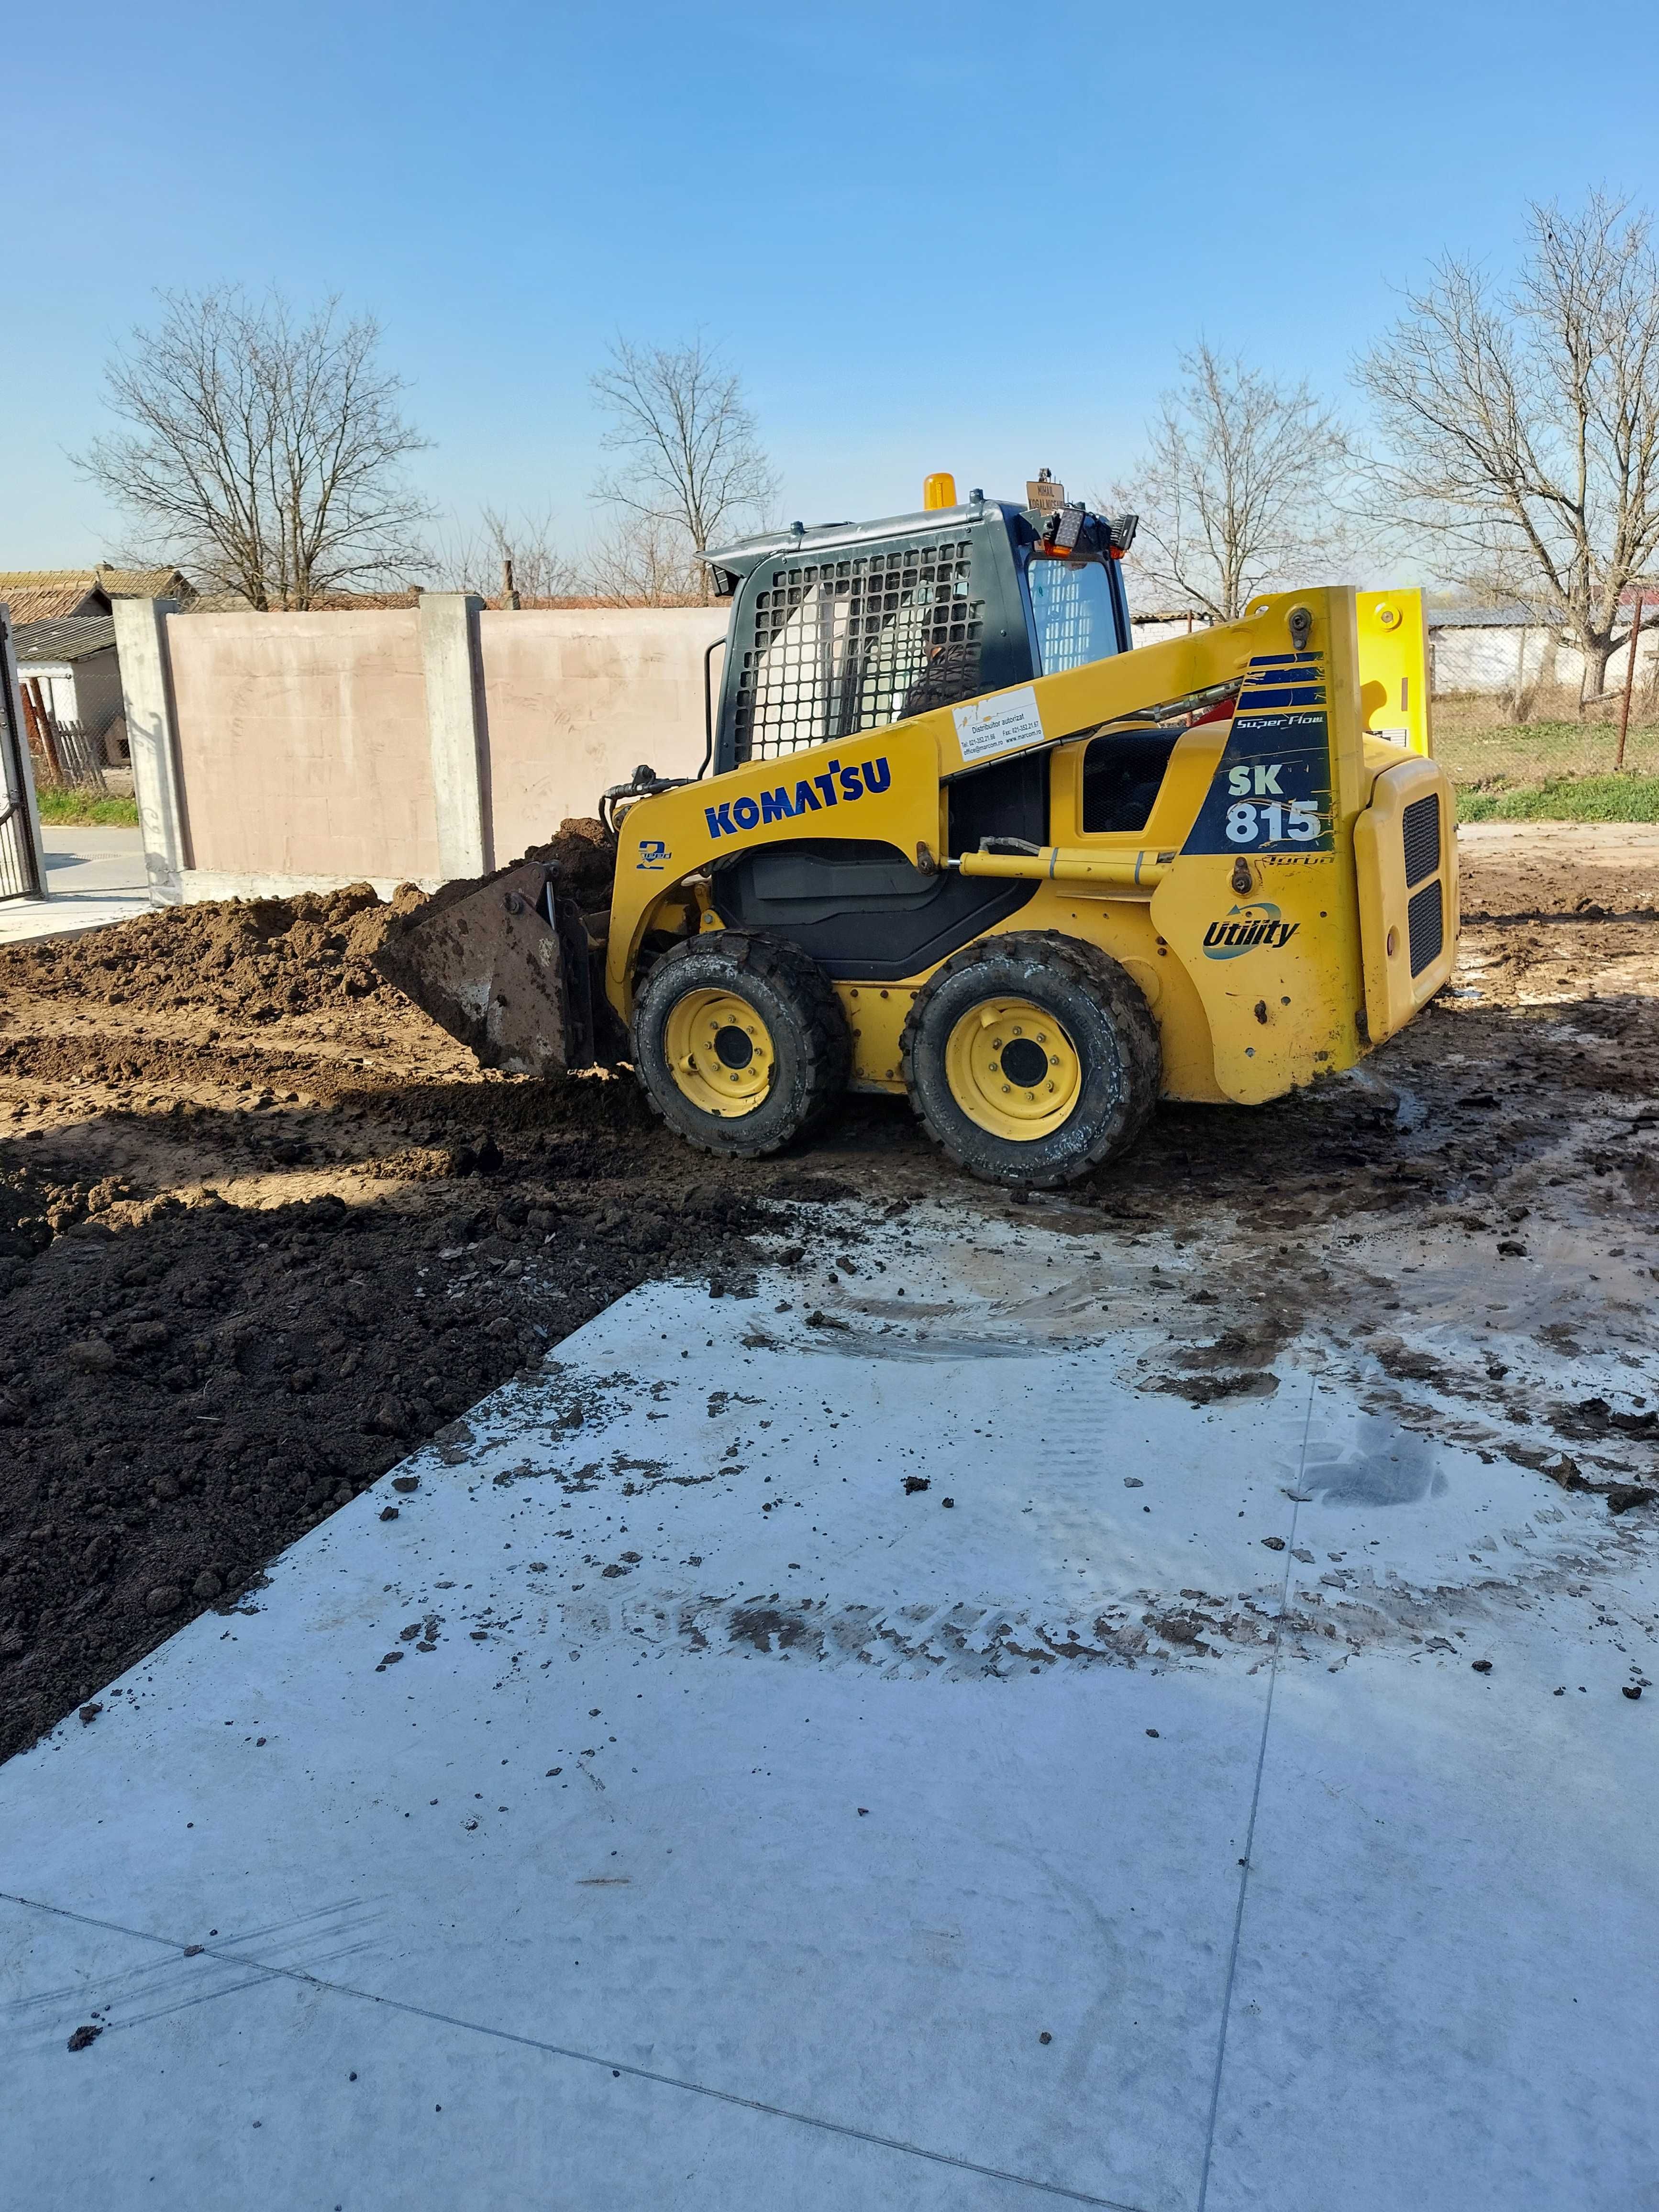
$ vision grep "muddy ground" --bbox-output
[1,830,1656,1761]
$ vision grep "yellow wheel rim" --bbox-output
[943,997,1081,1142]
[664,989,776,1118]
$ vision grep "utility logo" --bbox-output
[636,838,669,871]
[1202,900,1300,960]
[704,755,891,841]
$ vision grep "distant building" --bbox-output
[11,617,127,759]
[0,564,196,626]
[1424,600,1658,698]
[1130,607,1217,646]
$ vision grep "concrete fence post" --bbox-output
[113,596,189,903]
[418,593,491,881]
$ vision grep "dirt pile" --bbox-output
[10,821,618,1031]
[11,882,418,1023]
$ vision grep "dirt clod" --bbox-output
[1606,1484,1657,1515]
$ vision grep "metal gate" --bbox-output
[0,604,44,900]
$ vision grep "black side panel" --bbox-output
[714,836,1036,982]
[1081,732,1180,834]
[946,749,1051,858]
[734,839,939,925]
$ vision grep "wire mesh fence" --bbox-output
[16,676,107,793]
[1431,709,1659,790]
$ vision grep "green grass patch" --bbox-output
[1456,774,1659,823]
[1434,719,1659,784]
[31,788,140,829]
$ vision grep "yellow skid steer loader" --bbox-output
[379,477,1456,1187]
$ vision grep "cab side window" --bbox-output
[1028,558,1120,674]
[1081,732,1179,834]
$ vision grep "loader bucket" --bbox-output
[375,854,598,1076]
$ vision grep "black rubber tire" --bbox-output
[900,930,1161,1188]
[631,930,851,1158]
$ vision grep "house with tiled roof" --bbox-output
[0,564,195,626]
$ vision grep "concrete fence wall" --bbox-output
[1429,622,1659,698]
[1132,611,1659,699]
[113,595,728,904]
[137,593,1659,908]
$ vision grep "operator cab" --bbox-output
[699,475,1146,981]
[701,472,1138,776]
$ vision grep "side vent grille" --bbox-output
[1401,792,1440,888]
[1407,879,1443,975]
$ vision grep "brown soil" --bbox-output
[2,825,1657,1761]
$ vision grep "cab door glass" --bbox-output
[1029,558,1119,674]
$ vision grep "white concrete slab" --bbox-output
[1,1217,1654,2211]
[1203,1585,1659,2212]
[0,825,152,944]
[39,824,148,894]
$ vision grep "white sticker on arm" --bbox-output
[951,686,1047,763]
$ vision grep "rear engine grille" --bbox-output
[1401,792,1440,887]
[1407,880,1443,975]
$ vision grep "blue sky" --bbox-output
[4,0,1657,568]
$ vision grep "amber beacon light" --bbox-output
[922,472,957,510]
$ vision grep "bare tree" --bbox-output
[585,514,706,605]
[435,506,582,601]
[1357,194,1659,708]
[590,334,777,602]
[77,288,434,608]
[1113,343,1355,621]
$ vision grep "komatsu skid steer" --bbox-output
[379,476,1457,1188]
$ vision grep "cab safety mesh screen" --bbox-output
[1401,792,1440,889]
[733,539,984,762]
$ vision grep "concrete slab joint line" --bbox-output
[111,596,189,902]
[1194,1375,1317,2212]
[0,1890,1150,2212]
[418,591,491,881]
[10,1219,1658,2208]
